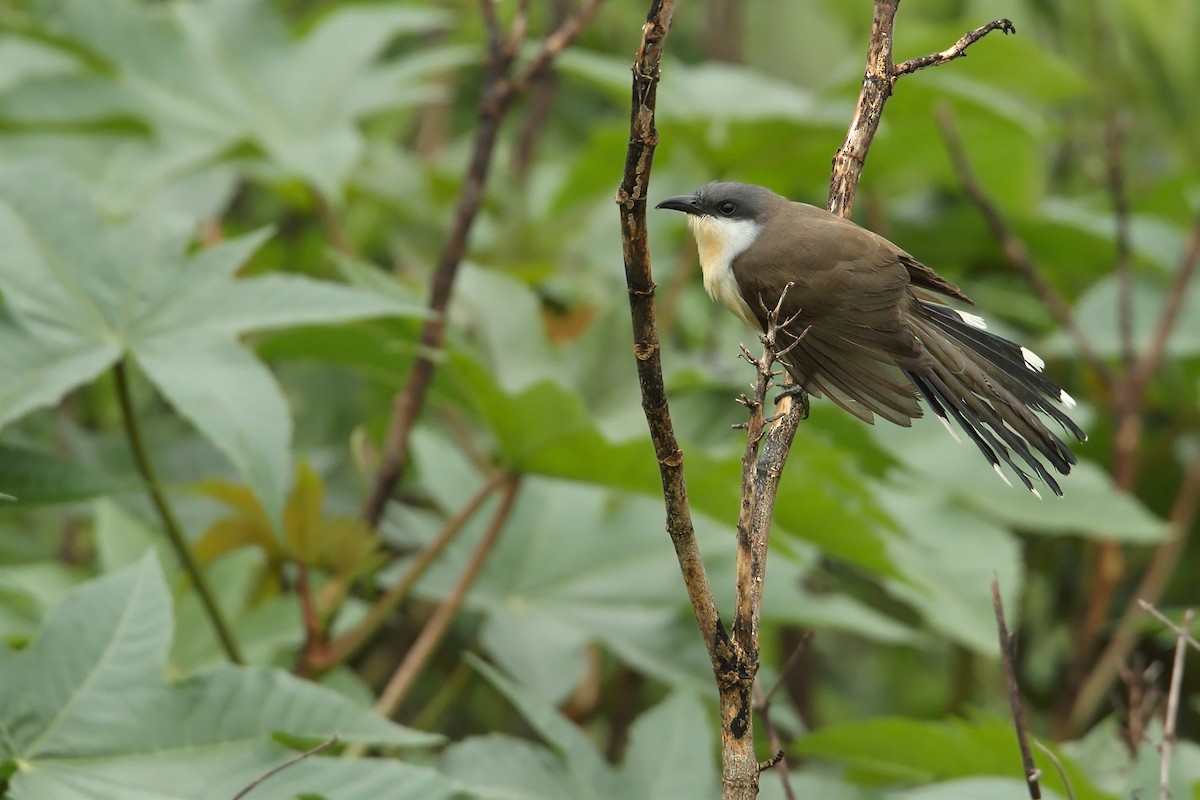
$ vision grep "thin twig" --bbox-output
[313,471,511,677]
[514,0,569,178]
[361,0,603,529]
[1131,213,1200,395]
[1033,740,1076,800]
[762,632,814,705]
[935,105,1111,386]
[1159,608,1194,800]
[751,635,811,800]
[1137,600,1200,653]
[1069,453,1200,730]
[295,563,324,670]
[510,0,604,93]
[617,0,731,671]
[230,735,339,800]
[993,579,1042,800]
[114,360,243,664]
[826,0,898,217]
[374,475,521,718]
[1104,118,1135,370]
[893,18,1015,77]
[733,288,804,660]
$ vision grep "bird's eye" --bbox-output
[717,201,737,216]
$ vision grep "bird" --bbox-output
[656,181,1085,496]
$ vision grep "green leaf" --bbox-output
[0,161,421,527]
[445,658,718,800]
[794,716,1112,800]
[1042,274,1200,359]
[412,476,687,705]
[135,340,291,528]
[615,691,719,800]
[874,482,1023,655]
[14,0,454,198]
[0,561,82,644]
[452,351,899,578]
[872,415,1168,542]
[888,778,1070,800]
[560,51,845,124]
[0,444,138,506]
[0,555,447,800]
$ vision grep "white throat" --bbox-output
[687,215,761,327]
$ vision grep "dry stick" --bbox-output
[113,360,244,665]
[744,5,1015,796]
[361,0,603,529]
[893,17,1014,77]
[618,2,1017,796]
[935,105,1112,386]
[992,580,1042,800]
[1065,221,1200,731]
[1132,213,1200,394]
[374,474,520,718]
[229,735,339,800]
[1158,608,1195,800]
[295,563,323,669]
[1070,453,1200,729]
[1033,741,1076,800]
[617,0,730,653]
[1138,601,1200,653]
[307,470,512,676]
[751,634,813,800]
[1105,119,1135,371]
[739,6,1016,791]
[616,2,752,797]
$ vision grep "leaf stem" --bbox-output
[113,359,244,664]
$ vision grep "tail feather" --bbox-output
[920,303,1086,442]
[905,300,1083,496]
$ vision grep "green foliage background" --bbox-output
[0,0,1197,798]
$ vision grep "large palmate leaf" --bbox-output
[440,657,719,800]
[0,555,450,800]
[0,161,424,525]
[403,452,913,706]
[871,414,1168,542]
[794,716,1112,800]
[2,0,462,200]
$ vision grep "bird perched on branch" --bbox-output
[657,181,1085,496]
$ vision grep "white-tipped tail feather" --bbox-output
[955,310,988,330]
[1020,346,1045,373]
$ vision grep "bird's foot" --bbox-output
[773,384,810,418]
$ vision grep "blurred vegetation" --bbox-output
[0,0,1197,798]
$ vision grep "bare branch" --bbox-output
[1104,118,1135,370]
[893,18,1015,77]
[309,471,511,676]
[362,1,602,527]
[1132,213,1200,394]
[1069,452,1200,730]
[1033,741,1076,800]
[936,105,1112,387]
[1137,600,1200,653]
[827,0,898,217]
[511,0,605,93]
[375,475,521,718]
[1160,608,1195,800]
[993,579,1042,800]
[231,735,339,800]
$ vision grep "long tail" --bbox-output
[905,300,1086,496]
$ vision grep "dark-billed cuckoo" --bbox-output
[657,181,1085,496]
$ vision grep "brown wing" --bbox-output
[730,203,930,425]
